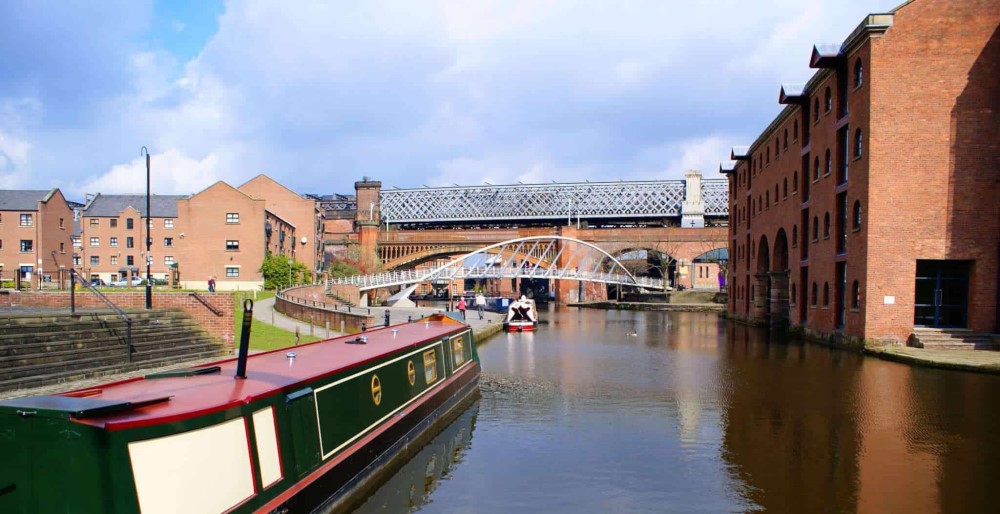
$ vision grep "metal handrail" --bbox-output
[68,268,134,362]
[189,291,224,316]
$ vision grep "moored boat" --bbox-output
[0,312,480,514]
[503,296,538,332]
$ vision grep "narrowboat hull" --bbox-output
[0,314,479,514]
[503,321,537,332]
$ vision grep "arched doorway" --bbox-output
[771,229,790,325]
[755,236,771,323]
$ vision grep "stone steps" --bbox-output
[0,309,228,392]
[909,328,999,350]
[0,349,227,393]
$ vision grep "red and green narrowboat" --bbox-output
[0,313,480,513]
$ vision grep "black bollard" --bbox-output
[384,310,390,327]
[361,322,367,332]
[69,271,76,315]
[408,315,412,323]
[235,299,253,379]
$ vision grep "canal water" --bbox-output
[357,307,1000,513]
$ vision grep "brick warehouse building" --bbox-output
[721,0,998,344]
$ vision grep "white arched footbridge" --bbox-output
[327,236,665,305]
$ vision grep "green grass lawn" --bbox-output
[233,291,322,351]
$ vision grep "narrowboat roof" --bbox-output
[0,315,468,431]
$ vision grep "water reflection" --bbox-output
[360,308,1000,513]
[352,405,478,513]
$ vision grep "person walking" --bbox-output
[717,270,726,291]
[456,296,467,320]
[475,292,486,320]
[208,276,216,292]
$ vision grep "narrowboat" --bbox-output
[503,296,538,332]
[0,313,480,514]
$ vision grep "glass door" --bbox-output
[914,260,969,327]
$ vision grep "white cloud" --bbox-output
[71,149,222,197]
[0,132,32,189]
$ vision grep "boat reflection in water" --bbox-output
[347,404,478,513]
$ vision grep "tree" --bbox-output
[338,243,383,275]
[260,253,313,290]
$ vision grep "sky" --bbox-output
[0,0,902,201]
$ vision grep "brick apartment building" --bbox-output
[0,189,75,287]
[238,174,323,274]
[71,176,302,291]
[175,181,296,291]
[721,0,999,344]
[78,194,186,284]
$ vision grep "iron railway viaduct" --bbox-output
[321,171,729,303]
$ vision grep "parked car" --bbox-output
[89,278,106,287]
[109,278,146,287]
[150,278,168,286]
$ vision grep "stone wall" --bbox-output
[276,285,375,333]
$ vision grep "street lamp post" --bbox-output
[141,147,152,309]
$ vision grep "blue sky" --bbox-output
[0,0,901,200]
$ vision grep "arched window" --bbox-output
[824,87,832,113]
[783,129,788,149]
[774,185,779,204]
[783,178,788,198]
[823,212,830,238]
[766,147,771,164]
[853,200,862,229]
[854,58,863,88]
[823,282,829,306]
[813,157,820,180]
[765,191,770,208]
[792,224,798,246]
[812,216,819,241]
[813,97,820,121]
[792,171,798,192]
[811,282,818,306]
[775,138,780,157]
[851,280,860,309]
[854,129,863,158]
[793,120,799,140]
[824,149,832,175]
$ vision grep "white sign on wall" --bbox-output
[883,296,895,305]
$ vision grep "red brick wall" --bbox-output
[866,0,999,341]
[3,291,236,348]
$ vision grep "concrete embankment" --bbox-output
[863,344,1000,374]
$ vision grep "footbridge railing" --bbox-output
[327,236,665,294]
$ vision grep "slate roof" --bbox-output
[84,194,185,218]
[719,161,738,174]
[779,83,807,104]
[731,146,750,160]
[0,189,53,211]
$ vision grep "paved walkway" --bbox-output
[865,344,1000,374]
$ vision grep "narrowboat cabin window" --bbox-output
[424,349,438,384]
[453,337,465,367]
